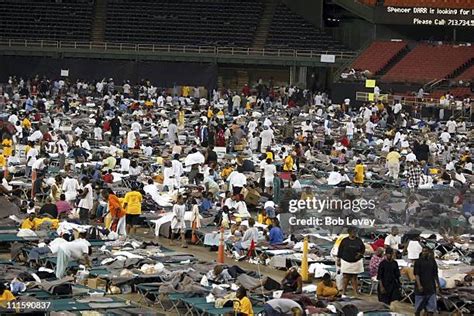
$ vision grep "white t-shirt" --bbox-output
[28,130,43,142]
[32,158,46,171]
[260,129,274,148]
[78,183,94,210]
[229,172,247,187]
[407,240,423,260]
[406,153,417,162]
[394,102,402,114]
[446,120,457,134]
[26,148,38,167]
[263,163,277,180]
[49,237,68,254]
[59,239,91,260]
[440,132,451,143]
[346,122,354,135]
[365,121,375,134]
[384,234,401,250]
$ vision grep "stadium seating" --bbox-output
[456,65,474,81]
[104,0,262,47]
[0,0,93,41]
[265,3,346,51]
[383,0,473,9]
[351,40,408,74]
[359,0,377,5]
[382,44,474,83]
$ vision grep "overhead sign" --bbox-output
[60,69,69,77]
[375,6,474,27]
[320,54,336,63]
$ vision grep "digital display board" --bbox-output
[374,6,474,27]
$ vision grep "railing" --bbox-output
[0,38,357,60]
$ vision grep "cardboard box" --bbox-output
[87,277,107,290]
[244,188,260,206]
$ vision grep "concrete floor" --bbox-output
[0,227,420,315]
[135,228,417,315]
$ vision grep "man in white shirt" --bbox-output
[405,150,417,163]
[143,179,161,205]
[346,120,355,140]
[228,170,247,195]
[260,126,274,153]
[234,218,258,254]
[263,158,277,193]
[171,154,184,188]
[26,145,38,177]
[28,127,43,142]
[365,120,376,142]
[440,129,451,143]
[56,235,91,278]
[393,101,402,115]
[384,227,401,253]
[78,177,94,225]
[232,94,241,114]
[446,118,457,134]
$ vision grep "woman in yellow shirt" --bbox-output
[123,186,143,235]
[317,273,340,300]
[234,287,254,316]
[178,107,185,129]
[2,136,13,157]
[22,117,31,129]
[283,153,295,172]
[0,283,15,305]
[353,160,365,185]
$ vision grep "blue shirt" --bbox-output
[200,199,213,213]
[269,227,284,245]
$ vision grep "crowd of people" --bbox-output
[0,74,471,315]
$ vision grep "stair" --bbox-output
[236,70,249,89]
[448,57,474,79]
[91,0,107,42]
[252,0,279,49]
[376,45,411,76]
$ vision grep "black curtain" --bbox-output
[0,56,218,89]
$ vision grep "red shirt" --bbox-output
[103,174,114,183]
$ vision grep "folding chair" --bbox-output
[400,278,415,304]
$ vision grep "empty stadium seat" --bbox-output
[382,44,474,83]
[384,0,473,8]
[0,0,93,41]
[104,0,262,47]
[265,3,346,51]
[456,64,474,81]
[351,40,408,74]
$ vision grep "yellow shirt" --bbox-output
[145,100,154,108]
[2,139,12,157]
[245,102,252,110]
[22,118,31,129]
[124,191,143,215]
[0,290,15,302]
[178,111,185,126]
[317,281,339,298]
[266,152,274,161]
[21,218,35,230]
[386,151,401,163]
[0,154,5,168]
[233,297,253,316]
[33,218,59,230]
[207,108,214,119]
[221,167,233,180]
[283,155,294,171]
[25,145,31,155]
[354,164,365,184]
[182,86,190,97]
[156,157,164,165]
